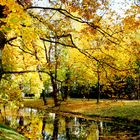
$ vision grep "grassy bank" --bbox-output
[0,124,27,140]
[23,98,140,122]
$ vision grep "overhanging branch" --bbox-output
[8,42,34,56]
[40,34,134,72]
[1,69,63,83]
[40,37,75,48]
[1,69,51,76]
[6,37,17,43]
[28,6,119,44]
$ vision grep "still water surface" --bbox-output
[0,107,140,140]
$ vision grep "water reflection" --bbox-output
[0,107,139,140]
[65,117,71,140]
[42,116,52,140]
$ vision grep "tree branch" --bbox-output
[28,6,119,44]
[1,69,51,76]
[6,37,17,43]
[40,37,75,48]
[41,33,134,72]
[8,42,34,56]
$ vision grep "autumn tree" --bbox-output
[1,0,139,107]
[0,0,110,105]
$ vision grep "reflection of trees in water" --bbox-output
[52,114,59,140]
[19,116,24,126]
[41,116,52,140]
[0,107,139,140]
[61,117,99,140]
[41,114,99,140]
[16,107,32,136]
[65,116,71,140]
[99,121,139,138]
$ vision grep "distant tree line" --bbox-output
[39,75,139,101]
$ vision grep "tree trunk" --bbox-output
[0,31,6,81]
[42,90,47,105]
[51,75,59,106]
[0,48,4,81]
[97,62,100,104]
[97,78,100,104]
[0,50,2,81]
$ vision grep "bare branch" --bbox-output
[40,37,75,48]
[28,6,87,24]
[6,37,17,43]
[28,6,119,44]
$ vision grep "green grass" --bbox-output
[0,124,27,140]
[88,104,140,120]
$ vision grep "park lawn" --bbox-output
[23,98,140,122]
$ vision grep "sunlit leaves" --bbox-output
[0,0,140,104]
[0,0,31,34]
[0,75,21,103]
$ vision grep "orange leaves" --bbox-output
[64,0,102,22]
[123,15,140,31]
[81,25,97,35]
[123,5,140,31]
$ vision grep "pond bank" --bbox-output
[0,124,27,140]
[23,98,140,124]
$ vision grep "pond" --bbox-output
[0,107,140,140]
